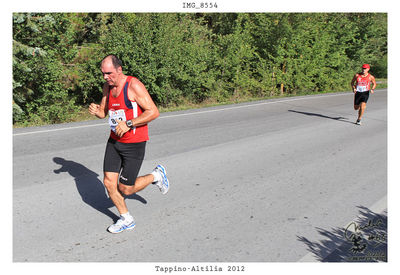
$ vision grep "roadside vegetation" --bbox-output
[13,13,387,127]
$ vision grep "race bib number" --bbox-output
[356,85,368,92]
[356,76,370,92]
[108,109,126,132]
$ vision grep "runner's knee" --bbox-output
[103,174,118,192]
[118,183,135,196]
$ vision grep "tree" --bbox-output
[12,13,387,126]
[13,13,77,124]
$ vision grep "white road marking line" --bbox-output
[13,122,109,136]
[13,92,351,137]
[158,93,349,119]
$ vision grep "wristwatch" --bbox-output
[126,120,133,129]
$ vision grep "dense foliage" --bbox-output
[12,13,387,125]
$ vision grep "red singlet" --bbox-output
[355,74,371,93]
[107,76,149,143]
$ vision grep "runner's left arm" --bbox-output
[115,79,159,137]
[128,78,160,126]
[370,75,377,93]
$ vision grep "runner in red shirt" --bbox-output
[351,64,377,125]
[89,55,169,233]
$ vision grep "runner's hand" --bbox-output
[371,90,374,94]
[89,103,101,116]
[115,119,130,137]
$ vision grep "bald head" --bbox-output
[101,55,124,86]
[101,54,123,70]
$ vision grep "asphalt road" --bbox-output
[13,90,387,262]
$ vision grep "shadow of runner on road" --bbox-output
[288,110,355,124]
[53,157,147,223]
[297,206,387,262]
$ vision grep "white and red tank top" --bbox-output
[107,76,149,143]
[355,74,371,93]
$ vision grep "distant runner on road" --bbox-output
[351,64,377,125]
[89,54,169,233]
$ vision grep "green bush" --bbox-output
[13,13,387,126]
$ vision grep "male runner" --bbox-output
[351,64,377,125]
[89,54,169,233]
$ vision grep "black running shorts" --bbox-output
[354,91,370,106]
[103,138,146,186]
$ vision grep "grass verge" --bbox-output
[13,81,387,128]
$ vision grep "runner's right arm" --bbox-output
[350,74,358,93]
[89,83,108,119]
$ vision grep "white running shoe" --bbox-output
[356,119,361,125]
[107,216,136,234]
[153,165,170,195]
